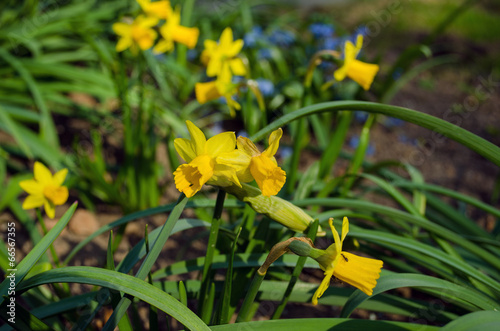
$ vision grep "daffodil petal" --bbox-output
[22,194,45,210]
[249,155,286,197]
[195,81,221,104]
[112,22,132,36]
[263,128,282,157]
[333,251,383,296]
[44,200,56,219]
[52,168,68,186]
[229,58,246,76]
[346,60,379,90]
[185,120,206,156]
[116,37,133,52]
[312,268,334,305]
[236,136,260,157]
[227,39,244,57]
[172,26,199,49]
[174,138,196,163]
[216,150,253,183]
[329,218,342,253]
[153,39,172,54]
[19,179,43,195]
[34,162,53,186]
[341,216,349,243]
[206,132,236,156]
[219,27,233,49]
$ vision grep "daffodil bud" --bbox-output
[223,183,325,236]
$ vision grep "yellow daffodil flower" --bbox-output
[112,15,158,54]
[201,27,247,78]
[334,35,379,90]
[311,217,383,304]
[137,0,171,20]
[218,128,286,197]
[173,121,241,197]
[153,5,199,54]
[19,162,69,219]
[195,62,241,116]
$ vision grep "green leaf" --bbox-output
[210,318,439,331]
[16,267,210,331]
[0,202,77,302]
[340,273,498,318]
[250,101,500,167]
[294,161,319,201]
[441,310,500,331]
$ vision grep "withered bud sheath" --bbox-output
[257,237,314,275]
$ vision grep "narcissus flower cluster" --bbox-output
[195,27,248,115]
[173,121,286,198]
[113,0,199,55]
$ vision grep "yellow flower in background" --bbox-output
[311,217,383,304]
[173,121,241,197]
[153,5,199,54]
[112,15,158,53]
[137,0,171,20]
[201,27,247,78]
[334,35,379,90]
[19,162,69,219]
[195,62,241,116]
[218,128,286,197]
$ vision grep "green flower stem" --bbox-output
[35,209,60,267]
[236,271,265,323]
[177,0,195,67]
[341,113,377,196]
[199,189,226,323]
[272,220,319,319]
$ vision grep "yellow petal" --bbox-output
[333,252,383,296]
[263,128,282,158]
[185,120,206,156]
[346,60,379,90]
[205,132,236,156]
[153,39,173,54]
[341,216,349,244]
[229,58,246,76]
[219,27,233,49]
[19,179,43,195]
[312,268,334,305]
[216,150,253,183]
[249,155,286,197]
[22,194,45,210]
[44,200,56,219]
[195,81,221,104]
[112,22,132,36]
[53,168,68,186]
[138,15,160,28]
[236,136,260,157]
[43,186,68,206]
[329,218,342,254]
[206,56,222,77]
[210,162,242,188]
[116,37,132,52]
[172,26,199,49]
[173,155,214,197]
[137,30,157,50]
[355,34,363,51]
[174,138,196,163]
[34,162,53,186]
[226,39,244,57]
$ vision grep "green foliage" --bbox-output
[0,0,499,330]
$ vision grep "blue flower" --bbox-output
[309,23,335,39]
[244,26,265,48]
[348,136,375,156]
[257,48,273,60]
[320,36,341,50]
[384,117,405,128]
[269,29,295,47]
[354,111,369,123]
[256,78,275,97]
